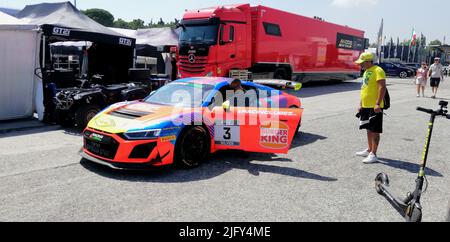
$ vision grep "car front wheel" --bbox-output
[399,71,408,79]
[175,126,210,169]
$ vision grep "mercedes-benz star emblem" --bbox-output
[188,54,196,63]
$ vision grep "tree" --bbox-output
[429,39,442,46]
[113,18,130,29]
[157,18,165,26]
[82,8,114,27]
[129,19,146,30]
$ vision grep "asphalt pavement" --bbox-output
[1,77,449,222]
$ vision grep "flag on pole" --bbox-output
[376,19,384,62]
[394,37,399,58]
[410,28,417,46]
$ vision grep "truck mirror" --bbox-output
[220,25,231,45]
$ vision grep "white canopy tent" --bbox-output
[109,27,180,47]
[0,12,41,121]
[109,27,180,77]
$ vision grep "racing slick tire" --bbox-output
[55,110,74,127]
[75,105,101,129]
[174,126,210,169]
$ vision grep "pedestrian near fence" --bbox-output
[428,57,445,99]
[416,62,428,97]
[354,52,387,164]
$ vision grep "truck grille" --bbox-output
[84,131,119,160]
[179,55,208,74]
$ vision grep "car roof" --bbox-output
[175,77,231,85]
[173,77,272,90]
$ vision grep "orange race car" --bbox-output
[81,77,303,169]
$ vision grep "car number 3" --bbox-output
[223,127,232,140]
[215,126,240,146]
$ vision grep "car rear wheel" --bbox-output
[75,105,101,129]
[399,71,408,79]
[175,126,210,169]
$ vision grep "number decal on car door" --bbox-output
[215,126,240,146]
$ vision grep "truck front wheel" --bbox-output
[75,105,101,129]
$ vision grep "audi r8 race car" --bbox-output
[81,77,304,169]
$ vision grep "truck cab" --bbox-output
[177,4,252,78]
[178,4,366,83]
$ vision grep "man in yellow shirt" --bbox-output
[355,52,387,164]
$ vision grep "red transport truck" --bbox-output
[177,4,368,83]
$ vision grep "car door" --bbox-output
[211,85,301,154]
[383,63,396,76]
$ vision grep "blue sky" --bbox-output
[1,0,448,44]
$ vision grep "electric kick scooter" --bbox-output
[375,101,450,222]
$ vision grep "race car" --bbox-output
[81,77,304,170]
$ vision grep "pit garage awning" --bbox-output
[16,2,135,47]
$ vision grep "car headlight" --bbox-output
[123,129,161,140]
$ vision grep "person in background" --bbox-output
[428,58,445,99]
[354,52,387,164]
[415,62,428,97]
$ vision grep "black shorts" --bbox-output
[359,108,383,134]
[430,78,441,87]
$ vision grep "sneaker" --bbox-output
[417,94,420,98]
[356,149,370,157]
[363,153,379,164]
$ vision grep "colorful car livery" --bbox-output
[81,77,303,169]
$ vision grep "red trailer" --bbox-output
[178,4,368,83]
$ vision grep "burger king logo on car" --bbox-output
[260,122,289,149]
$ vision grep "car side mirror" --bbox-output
[222,101,231,111]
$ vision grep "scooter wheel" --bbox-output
[375,173,390,195]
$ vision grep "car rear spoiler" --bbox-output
[252,79,303,91]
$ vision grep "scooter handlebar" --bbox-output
[417,107,434,114]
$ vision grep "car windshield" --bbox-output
[144,83,215,108]
[179,24,219,45]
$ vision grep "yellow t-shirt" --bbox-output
[361,65,386,108]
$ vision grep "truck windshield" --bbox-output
[144,83,215,108]
[180,25,219,45]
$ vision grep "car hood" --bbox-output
[88,101,198,134]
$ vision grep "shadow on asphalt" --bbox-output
[0,124,83,138]
[0,125,57,138]
[286,81,361,98]
[378,158,443,177]
[291,132,328,149]
[62,127,83,137]
[80,149,338,183]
